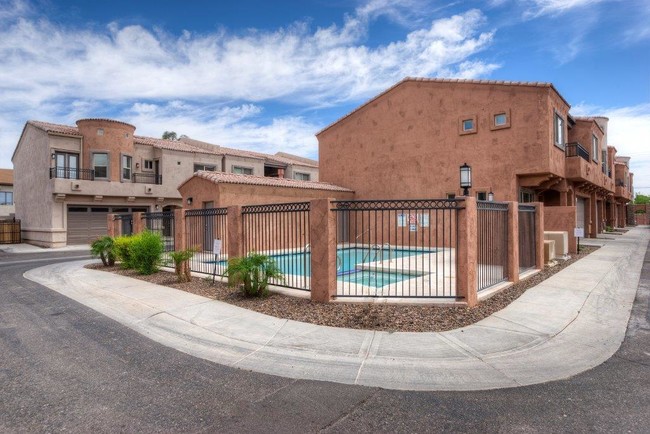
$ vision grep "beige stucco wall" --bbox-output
[285,164,319,181]
[223,155,265,176]
[318,81,568,202]
[0,184,14,217]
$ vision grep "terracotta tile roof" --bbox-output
[27,120,81,136]
[316,77,571,135]
[76,118,136,129]
[189,170,351,192]
[0,168,12,185]
[133,135,219,155]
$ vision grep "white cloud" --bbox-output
[572,102,650,195]
[521,0,609,18]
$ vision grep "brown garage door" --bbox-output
[67,207,110,244]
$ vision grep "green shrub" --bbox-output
[90,236,116,266]
[169,248,195,282]
[130,231,164,275]
[113,235,136,269]
[225,253,283,297]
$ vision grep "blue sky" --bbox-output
[1,0,649,193]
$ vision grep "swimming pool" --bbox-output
[207,247,433,288]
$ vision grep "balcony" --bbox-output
[132,172,162,185]
[565,142,589,161]
[49,167,95,181]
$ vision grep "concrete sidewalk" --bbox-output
[25,227,649,391]
[0,243,90,254]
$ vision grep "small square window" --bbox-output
[462,119,474,131]
[494,113,507,126]
[97,128,104,136]
[476,191,487,201]
[446,193,456,199]
[144,160,153,170]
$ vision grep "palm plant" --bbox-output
[169,248,195,282]
[90,236,116,266]
[226,253,283,297]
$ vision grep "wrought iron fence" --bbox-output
[49,167,95,180]
[477,201,509,292]
[185,208,228,276]
[565,142,590,161]
[113,214,133,236]
[241,202,310,291]
[0,219,21,244]
[518,204,537,272]
[132,173,162,184]
[141,211,175,264]
[331,199,460,299]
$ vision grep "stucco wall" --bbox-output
[544,206,577,254]
[76,119,136,182]
[318,81,568,202]
[223,155,265,176]
[285,164,319,181]
[0,184,14,217]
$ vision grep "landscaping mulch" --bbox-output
[86,246,598,332]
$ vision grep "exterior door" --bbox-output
[55,152,79,179]
[576,198,586,229]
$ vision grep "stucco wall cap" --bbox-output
[178,170,351,192]
[573,117,606,135]
[75,118,136,130]
[316,77,571,136]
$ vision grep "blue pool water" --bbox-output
[208,248,432,288]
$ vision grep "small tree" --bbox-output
[225,253,283,297]
[634,193,650,205]
[162,131,178,141]
[129,231,164,275]
[169,249,195,282]
[90,236,116,266]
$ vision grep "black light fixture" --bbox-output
[187,197,193,205]
[488,190,494,202]
[459,163,472,196]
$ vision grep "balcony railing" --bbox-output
[49,167,95,181]
[132,172,162,185]
[616,180,625,187]
[565,142,589,161]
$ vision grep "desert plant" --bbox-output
[113,235,136,269]
[169,248,195,282]
[90,236,116,266]
[129,231,164,275]
[225,253,283,297]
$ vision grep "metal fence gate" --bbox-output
[185,208,228,276]
[518,204,536,272]
[241,202,310,291]
[477,201,509,291]
[142,211,175,264]
[113,214,133,236]
[331,199,460,299]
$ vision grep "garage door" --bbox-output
[67,207,110,244]
[576,198,586,229]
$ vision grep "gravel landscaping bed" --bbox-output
[86,246,598,332]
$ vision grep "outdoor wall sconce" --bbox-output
[459,163,472,196]
[488,191,494,202]
[187,197,193,205]
[154,204,160,210]
[51,153,56,160]
[135,162,140,169]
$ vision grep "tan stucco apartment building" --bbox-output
[12,119,318,247]
[0,168,15,218]
[317,78,633,249]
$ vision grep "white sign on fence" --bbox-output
[213,239,222,255]
[574,227,585,238]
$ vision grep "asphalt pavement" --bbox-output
[0,243,649,432]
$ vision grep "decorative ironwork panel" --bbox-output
[242,202,310,214]
[332,199,463,211]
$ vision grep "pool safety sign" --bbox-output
[213,239,222,255]
[398,213,429,232]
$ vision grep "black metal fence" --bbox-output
[49,167,95,180]
[331,199,460,298]
[241,202,310,291]
[185,208,228,276]
[518,204,537,271]
[0,219,21,244]
[133,173,163,184]
[141,212,175,264]
[477,201,509,292]
[565,142,589,161]
[113,214,133,236]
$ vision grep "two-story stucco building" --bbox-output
[12,118,318,247]
[317,78,633,251]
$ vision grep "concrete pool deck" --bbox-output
[25,226,649,391]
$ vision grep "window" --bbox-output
[194,164,217,172]
[494,113,507,126]
[97,128,104,136]
[446,193,456,199]
[519,188,536,203]
[554,113,565,149]
[121,155,132,181]
[294,172,310,181]
[462,119,474,131]
[0,191,13,205]
[592,135,599,163]
[476,191,487,201]
[144,160,153,170]
[54,152,79,179]
[93,153,108,179]
[232,166,253,175]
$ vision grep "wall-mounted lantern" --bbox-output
[459,163,472,196]
[488,191,494,202]
[187,197,193,206]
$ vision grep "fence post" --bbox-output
[457,197,478,307]
[310,198,336,303]
[173,208,188,276]
[107,213,117,237]
[508,202,520,283]
[534,202,545,270]
[227,205,243,270]
[132,212,145,234]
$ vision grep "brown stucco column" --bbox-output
[534,202,545,270]
[227,205,243,261]
[107,213,117,237]
[507,202,519,283]
[560,191,568,206]
[589,193,598,237]
[600,199,606,230]
[309,198,336,303]
[173,208,189,275]
[457,197,477,307]
[132,212,145,234]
